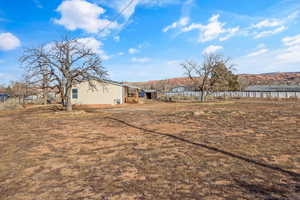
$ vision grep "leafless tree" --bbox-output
[181,54,238,102]
[20,36,108,111]
[238,77,250,90]
[20,46,52,105]
[6,81,33,104]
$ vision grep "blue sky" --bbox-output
[0,0,300,83]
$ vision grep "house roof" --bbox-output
[102,79,141,89]
[102,79,124,87]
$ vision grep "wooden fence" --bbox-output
[163,91,300,99]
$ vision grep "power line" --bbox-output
[98,0,136,35]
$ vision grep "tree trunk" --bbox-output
[60,89,65,105]
[200,89,205,102]
[66,99,72,112]
[42,74,48,105]
[43,87,48,105]
[65,86,72,112]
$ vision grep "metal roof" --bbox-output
[245,85,300,92]
[101,79,141,89]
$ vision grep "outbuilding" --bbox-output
[140,90,157,99]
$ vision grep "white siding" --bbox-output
[71,81,124,105]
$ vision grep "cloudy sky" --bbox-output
[0,0,300,83]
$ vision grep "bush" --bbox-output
[0,99,24,111]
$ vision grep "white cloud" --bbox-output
[54,0,119,34]
[0,32,21,51]
[163,17,190,32]
[251,12,298,39]
[282,34,300,46]
[128,48,139,54]
[276,45,300,64]
[98,0,180,20]
[253,11,299,29]
[118,52,125,56]
[219,27,240,41]
[77,37,110,60]
[112,0,139,20]
[253,19,282,29]
[247,48,269,57]
[254,26,286,39]
[236,35,300,73]
[202,45,223,55]
[131,57,151,63]
[276,34,300,64]
[181,23,203,32]
[182,14,239,42]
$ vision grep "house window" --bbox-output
[72,89,78,99]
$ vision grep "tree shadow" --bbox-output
[233,179,300,200]
[106,117,300,198]
[106,117,300,178]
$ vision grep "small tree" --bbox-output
[181,54,239,102]
[20,37,108,111]
[238,76,250,91]
[6,81,33,104]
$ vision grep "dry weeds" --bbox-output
[0,99,299,200]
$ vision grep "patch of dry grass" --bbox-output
[0,99,299,200]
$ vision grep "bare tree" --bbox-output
[20,37,108,111]
[238,76,250,91]
[6,81,33,104]
[181,54,238,102]
[20,46,52,105]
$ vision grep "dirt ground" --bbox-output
[0,99,299,200]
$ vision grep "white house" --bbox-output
[71,80,140,105]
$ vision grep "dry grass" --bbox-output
[0,99,299,200]
[0,101,23,111]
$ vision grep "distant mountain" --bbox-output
[126,72,300,90]
[239,72,300,84]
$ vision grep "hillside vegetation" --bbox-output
[128,72,300,90]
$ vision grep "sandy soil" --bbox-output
[0,99,299,200]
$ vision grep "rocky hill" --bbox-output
[127,72,300,90]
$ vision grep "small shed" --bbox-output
[141,90,157,99]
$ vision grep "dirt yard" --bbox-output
[0,100,299,200]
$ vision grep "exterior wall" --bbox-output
[71,81,124,105]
